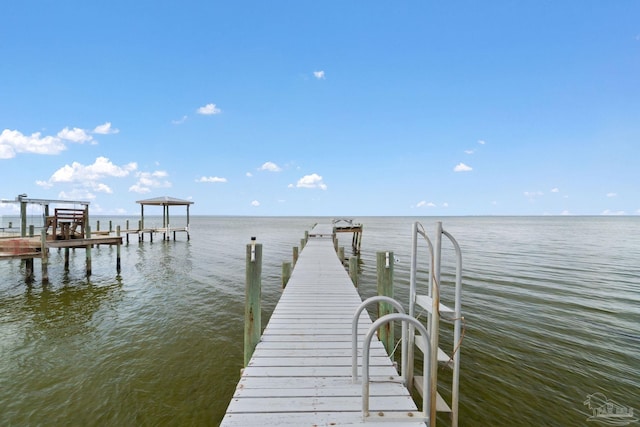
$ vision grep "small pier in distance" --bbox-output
[222,224,427,426]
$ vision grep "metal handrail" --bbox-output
[352,296,407,384]
[362,313,431,423]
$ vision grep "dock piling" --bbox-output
[244,237,262,367]
[377,251,395,355]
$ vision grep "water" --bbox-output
[0,216,638,426]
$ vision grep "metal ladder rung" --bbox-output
[413,376,452,413]
[415,294,454,314]
[414,333,452,366]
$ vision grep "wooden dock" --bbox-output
[221,224,426,426]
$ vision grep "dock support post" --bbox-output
[339,247,345,264]
[116,226,121,275]
[109,221,113,233]
[300,238,305,251]
[349,255,358,287]
[41,229,48,284]
[245,237,262,367]
[282,261,291,289]
[64,248,70,271]
[86,225,92,277]
[376,251,395,355]
[293,246,299,266]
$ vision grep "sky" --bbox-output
[1,1,639,217]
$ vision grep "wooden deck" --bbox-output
[221,225,425,426]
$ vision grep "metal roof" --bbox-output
[135,196,194,206]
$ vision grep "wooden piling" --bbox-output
[338,246,345,264]
[86,225,92,276]
[349,255,358,287]
[116,226,121,274]
[282,261,291,289]
[293,246,299,266]
[376,251,395,355]
[64,248,70,271]
[244,238,262,367]
[41,230,48,283]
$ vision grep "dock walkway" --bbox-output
[221,224,425,426]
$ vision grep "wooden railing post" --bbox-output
[376,251,394,355]
[245,237,262,367]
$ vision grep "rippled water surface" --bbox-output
[1,216,638,426]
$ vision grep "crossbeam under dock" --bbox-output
[221,225,425,426]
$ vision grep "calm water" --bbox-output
[0,216,638,426]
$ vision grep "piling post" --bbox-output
[96,220,100,232]
[349,256,358,287]
[244,237,262,367]
[116,226,121,274]
[376,251,395,355]
[64,248,70,271]
[109,220,113,233]
[86,225,92,276]
[304,230,309,245]
[300,238,305,251]
[293,246,299,266]
[41,229,48,283]
[282,261,292,289]
[338,246,345,264]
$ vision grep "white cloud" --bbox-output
[0,129,67,158]
[93,122,119,134]
[251,200,260,207]
[58,189,96,200]
[172,116,188,125]
[196,176,227,183]
[50,157,137,183]
[36,180,53,189]
[464,149,475,155]
[443,202,449,207]
[259,161,282,172]
[295,173,327,190]
[416,200,437,208]
[453,163,472,172]
[606,192,617,198]
[57,127,94,143]
[129,170,171,194]
[246,172,253,178]
[551,188,560,193]
[524,191,544,200]
[197,103,222,115]
[313,70,325,79]
[601,209,625,215]
[478,140,486,145]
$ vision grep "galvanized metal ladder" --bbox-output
[351,221,463,426]
[407,221,463,427]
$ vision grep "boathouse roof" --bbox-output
[135,196,194,206]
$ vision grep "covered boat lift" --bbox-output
[136,196,194,241]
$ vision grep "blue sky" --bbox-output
[1,1,639,216]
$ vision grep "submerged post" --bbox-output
[376,251,395,355]
[244,237,262,367]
